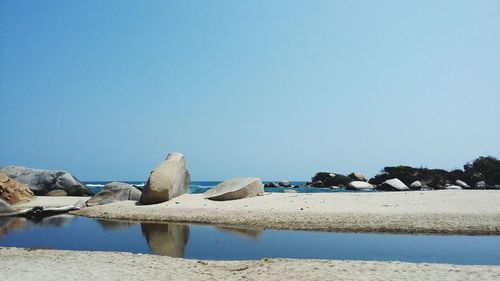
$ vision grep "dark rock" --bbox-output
[369,166,449,189]
[264,182,280,188]
[279,180,291,187]
[311,172,350,187]
[86,182,142,207]
[0,166,93,196]
[348,172,368,182]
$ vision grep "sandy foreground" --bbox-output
[0,247,498,281]
[43,190,500,234]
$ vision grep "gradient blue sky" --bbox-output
[1,0,499,181]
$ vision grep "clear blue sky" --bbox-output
[1,1,499,181]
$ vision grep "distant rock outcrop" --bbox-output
[0,172,34,204]
[367,156,500,189]
[204,177,264,201]
[139,152,191,205]
[0,166,93,196]
[86,182,142,207]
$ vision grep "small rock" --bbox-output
[475,181,486,189]
[445,185,462,190]
[455,180,470,189]
[45,189,67,196]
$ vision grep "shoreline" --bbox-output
[70,190,500,235]
[1,247,499,281]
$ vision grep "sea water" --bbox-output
[83,181,375,194]
[1,216,499,265]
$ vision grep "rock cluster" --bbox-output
[0,166,93,196]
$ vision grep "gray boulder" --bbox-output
[410,181,423,189]
[445,185,462,190]
[348,172,368,182]
[139,152,191,205]
[347,181,374,190]
[475,181,486,189]
[279,180,291,187]
[0,198,14,213]
[455,180,470,189]
[204,177,264,201]
[86,182,141,207]
[379,178,409,191]
[0,166,93,196]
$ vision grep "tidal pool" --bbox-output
[0,215,499,265]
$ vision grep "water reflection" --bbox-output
[216,226,262,239]
[1,216,499,265]
[97,219,137,231]
[140,222,190,257]
[0,217,27,238]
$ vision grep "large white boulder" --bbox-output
[204,178,264,201]
[380,178,409,191]
[347,181,374,190]
[139,152,190,205]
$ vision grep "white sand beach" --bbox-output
[15,190,500,234]
[0,247,498,281]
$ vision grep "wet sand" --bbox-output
[0,247,498,281]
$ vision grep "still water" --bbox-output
[0,215,499,265]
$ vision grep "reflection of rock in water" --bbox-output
[97,219,138,231]
[216,226,262,239]
[36,214,74,227]
[141,223,189,257]
[0,217,28,237]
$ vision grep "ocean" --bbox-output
[83,181,376,194]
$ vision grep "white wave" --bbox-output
[86,184,105,188]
